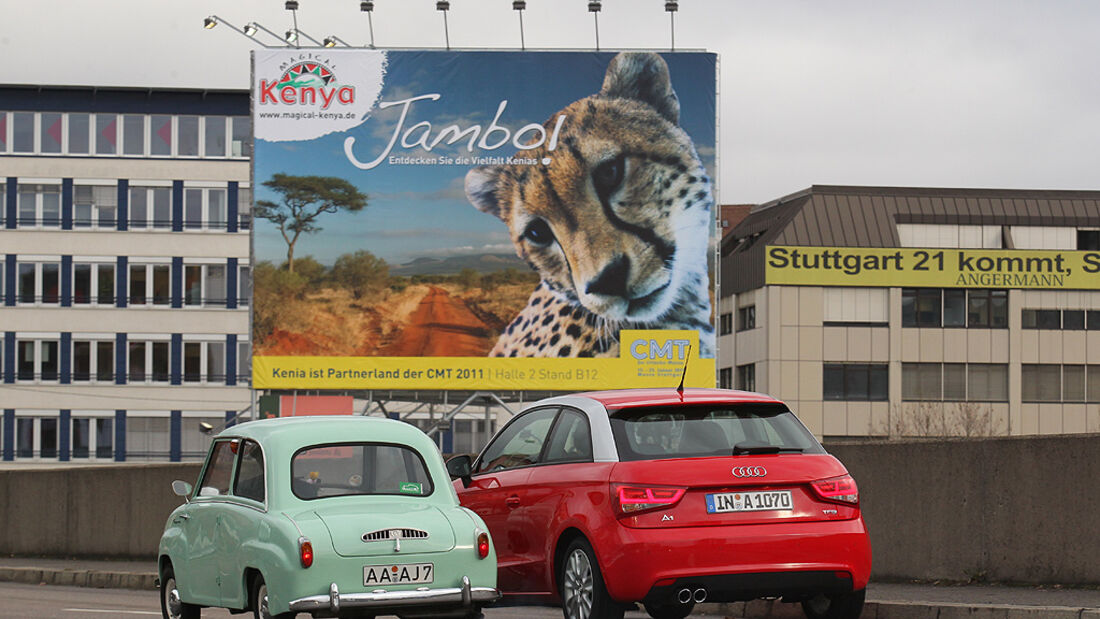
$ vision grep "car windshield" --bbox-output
[609,403,826,461]
[291,443,434,500]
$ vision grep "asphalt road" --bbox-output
[0,582,650,619]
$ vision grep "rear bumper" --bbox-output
[598,517,871,602]
[289,576,500,615]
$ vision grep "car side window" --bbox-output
[233,440,265,503]
[198,440,236,497]
[543,409,593,464]
[475,407,558,474]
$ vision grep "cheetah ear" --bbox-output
[600,52,680,125]
[465,166,506,219]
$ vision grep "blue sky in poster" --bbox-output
[254,51,716,267]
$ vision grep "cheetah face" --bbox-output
[466,52,713,324]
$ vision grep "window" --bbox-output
[233,440,265,503]
[232,116,252,157]
[0,113,6,151]
[40,112,62,153]
[18,263,35,303]
[129,186,172,229]
[151,115,172,156]
[823,363,888,401]
[291,443,434,499]
[1078,230,1100,251]
[183,340,225,383]
[1023,309,1095,330]
[475,407,557,473]
[239,187,253,229]
[904,363,1007,401]
[69,113,90,154]
[16,418,33,457]
[736,305,756,332]
[14,339,59,381]
[96,418,114,458]
[16,262,60,304]
[198,440,237,497]
[543,409,592,463]
[238,340,251,383]
[719,312,732,335]
[718,367,732,389]
[18,184,62,227]
[74,185,118,228]
[122,115,144,155]
[1022,364,1100,402]
[72,339,114,382]
[69,417,114,460]
[129,264,172,305]
[126,341,170,383]
[823,287,889,325]
[178,116,199,156]
[95,113,117,155]
[183,187,227,230]
[1063,310,1085,330]
[72,418,90,458]
[73,263,115,306]
[737,363,756,392]
[40,418,58,459]
[902,288,1007,328]
[239,265,252,306]
[1090,311,1100,330]
[12,112,33,152]
[204,116,227,157]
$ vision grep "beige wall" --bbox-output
[718,285,1100,437]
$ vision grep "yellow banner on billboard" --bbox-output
[253,330,715,390]
[765,246,1100,289]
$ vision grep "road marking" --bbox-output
[63,609,159,616]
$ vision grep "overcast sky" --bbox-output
[4,0,1098,204]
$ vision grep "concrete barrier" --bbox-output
[0,436,1097,585]
[0,463,202,559]
[829,434,1100,585]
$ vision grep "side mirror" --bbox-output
[446,454,473,488]
[172,480,193,502]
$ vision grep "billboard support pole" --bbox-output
[424,392,516,439]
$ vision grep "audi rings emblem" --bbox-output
[732,466,767,478]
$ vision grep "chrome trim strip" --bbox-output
[289,584,500,612]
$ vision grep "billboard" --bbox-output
[251,50,717,390]
[766,246,1100,289]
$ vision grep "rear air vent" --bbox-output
[362,528,430,542]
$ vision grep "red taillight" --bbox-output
[298,537,314,568]
[811,474,859,505]
[614,484,687,516]
[476,532,490,559]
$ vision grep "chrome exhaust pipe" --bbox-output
[677,588,693,604]
[693,588,707,603]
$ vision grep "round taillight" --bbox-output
[299,537,314,568]
[476,532,490,559]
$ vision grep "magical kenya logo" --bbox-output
[259,57,355,110]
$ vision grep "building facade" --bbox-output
[0,86,252,462]
[719,185,1100,439]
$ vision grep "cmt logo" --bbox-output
[630,339,691,361]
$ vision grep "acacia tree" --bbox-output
[255,173,367,273]
[332,250,389,299]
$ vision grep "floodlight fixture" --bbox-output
[243,22,259,37]
[323,35,353,47]
[437,0,450,10]
[360,1,374,11]
[285,0,300,10]
[248,21,296,46]
[285,29,299,44]
[665,1,678,11]
[514,0,527,50]
[202,15,272,47]
[588,1,601,12]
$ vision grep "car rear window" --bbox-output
[291,443,434,500]
[609,404,826,461]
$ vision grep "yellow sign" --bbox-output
[254,330,715,390]
[765,246,1100,289]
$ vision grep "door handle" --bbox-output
[174,514,191,523]
[504,496,521,509]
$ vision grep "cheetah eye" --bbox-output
[592,154,625,203]
[522,218,555,247]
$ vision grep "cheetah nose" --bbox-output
[585,255,631,299]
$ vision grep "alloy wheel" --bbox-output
[563,548,594,619]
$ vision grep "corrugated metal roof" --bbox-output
[721,185,1100,295]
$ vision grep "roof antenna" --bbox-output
[676,344,692,399]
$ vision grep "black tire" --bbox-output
[802,589,866,619]
[643,600,694,619]
[559,538,624,619]
[160,564,201,619]
[251,574,296,619]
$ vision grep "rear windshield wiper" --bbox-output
[732,442,804,456]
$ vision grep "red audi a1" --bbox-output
[447,388,871,619]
